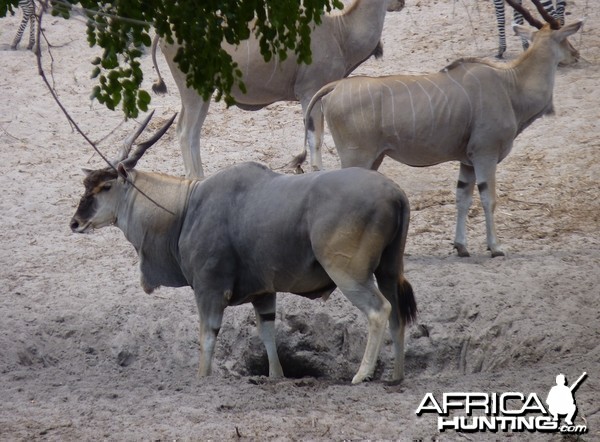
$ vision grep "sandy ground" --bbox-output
[1,0,599,440]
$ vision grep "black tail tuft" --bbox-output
[287,150,307,173]
[398,277,417,326]
[152,79,168,94]
[372,40,384,59]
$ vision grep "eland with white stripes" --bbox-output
[293,0,582,257]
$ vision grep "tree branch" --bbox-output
[35,0,175,216]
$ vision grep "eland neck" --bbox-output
[507,41,561,121]
[115,170,195,292]
[116,171,193,252]
[332,0,391,71]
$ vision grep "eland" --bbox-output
[151,0,404,178]
[293,1,582,257]
[70,114,417,384]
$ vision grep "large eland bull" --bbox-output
[152,0,404,178]
[70,115,417,384]
[293,5,582,258]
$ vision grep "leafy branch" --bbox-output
[1,0,343,118]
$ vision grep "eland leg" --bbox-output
[375,273,406,382]
[194,293,225,376]
[454,163,476,257]
[178,98,210,179]
[315,219,392,383]
[338,147,384,171]
[329,274,391,384]
[301,98,325,171]
[160,41,208,178]
[252,294,284,378]
[473,158,505,257]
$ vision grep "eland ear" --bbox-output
[512,23,535,42]
[81,168,93,176]
[556,20,584,41]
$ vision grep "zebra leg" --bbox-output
[555,0,566,26]
[542,0,566,26]
[538,0,557,20]
[11,15,29,49]
[492,0,507,58]
[27,9,35,50]
[512,2,529,51]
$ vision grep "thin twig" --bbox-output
[34,1,175,216]
[35,2,110,163]
[49,0,152,27]
[1,126,26,143]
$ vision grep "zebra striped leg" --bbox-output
[545,0,566,27]
[492,0,507,58]
[538,0,557,19]
[513,6,529,51]
[11,16,28,49]
[10,0,35,50]
[555,0,566,26]
[27,10,36,50]
[537,0,566,26]
[496,0,567,59]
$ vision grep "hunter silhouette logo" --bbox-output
[416,372,589,434]
[546,372,587,426]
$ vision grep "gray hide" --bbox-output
[71,161,416,384]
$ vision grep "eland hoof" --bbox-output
[488,244,505,257]
[351,374,373,384]
[454,243,470,257]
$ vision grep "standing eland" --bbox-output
[151,0,405,178]
[293,2,582,257]
[70,114,417,384]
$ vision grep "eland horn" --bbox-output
[504,0,544,29]
[530,0,561,29]
[120,113,177,170]
[114,110,155,165]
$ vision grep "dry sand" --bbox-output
[1,0,598,440]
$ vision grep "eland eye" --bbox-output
[100,182,112,192]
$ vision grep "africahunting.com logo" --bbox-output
[416,372,588,434]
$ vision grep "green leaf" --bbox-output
[58,0,343,117]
